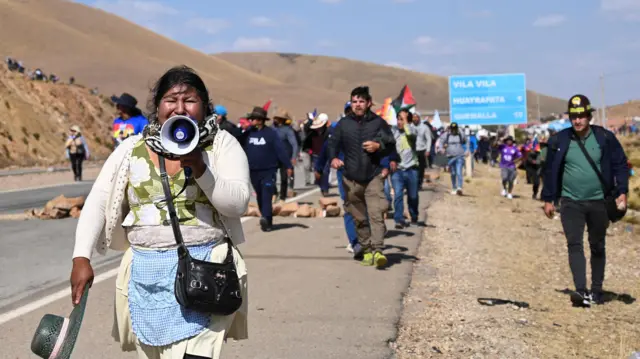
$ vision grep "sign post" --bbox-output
[448,73,528,126]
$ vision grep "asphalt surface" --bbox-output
[0,182,95,214]
[0,185,436,359]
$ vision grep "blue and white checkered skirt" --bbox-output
[128,242,216,346]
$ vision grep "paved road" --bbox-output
[0,186,436,359]
[0,182,95,214]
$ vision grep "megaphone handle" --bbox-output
[184,167,192,178]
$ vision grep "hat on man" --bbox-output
[273,109,293,125]
[214,105,227,117]
[567,94,595,118]
[110,93,138,109]
[247,106,269,121]
[30,286,90,359]
[310,113,329,129]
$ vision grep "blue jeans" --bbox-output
[384,177,392,204]
[391,168,420,223]
[337,170,358,247]
[312,154,330,193]
[448,156,464,190]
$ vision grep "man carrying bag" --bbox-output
[541,94,629,308]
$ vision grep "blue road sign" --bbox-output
[448,73,527,126]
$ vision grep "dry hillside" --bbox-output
[608,100,640,120]
[0,65,115,167]
[1,0,567,120]
[214,52,568,118]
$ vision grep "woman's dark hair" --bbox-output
[147,65,213,122]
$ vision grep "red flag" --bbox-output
[263,99,272,111]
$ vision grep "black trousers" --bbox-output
[526,166,541,196]
[275,165,293,201]
[560,198,609,292]
[416,150,426,185]
[70,153,84,180]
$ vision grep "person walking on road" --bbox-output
[390,109,420,228]
[70,65,251,359]
[214,104,242,139]
[441,122,466,195]
[273,110,299,201]
[542,94,629,307]
[499,136,522,199]
[328,86,395,268]
[303,113,332,196]
[64,125,90,181]
[240,106,293,232]
[410,111,432,189]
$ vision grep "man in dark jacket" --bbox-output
[328,86,395,268]
[214,104,242,139]
[241,106,293,232]
[273,111,299,201]
[542,94,629,307]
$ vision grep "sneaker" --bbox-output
[507,193,513,200]
[361,252,374,266]
[352,243,364,260]
[591,290,605,305]
[456,188,463,196]
[571,290,592,308]
[450,190,457,195]
[394,222,405,230]
[373,251,388,268]
[501,189,507,197]
[346,243,354,253]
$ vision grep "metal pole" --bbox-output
[600,73,606,128]
[536,93,541,122]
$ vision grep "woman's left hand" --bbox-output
[180,150,207,178]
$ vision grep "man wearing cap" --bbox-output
[328,86,395,268]
[542,94,629,307]
[409,111,433,189]
[111,93,148,149]
[214,104,241,139]
[241,106,293,232]
[303,113,332,196]
[273,110,300,201]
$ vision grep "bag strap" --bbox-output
[572,130,610,196]
[158,154,189,259]
[158,155,234,262]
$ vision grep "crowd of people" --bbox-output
[17,59,625,359]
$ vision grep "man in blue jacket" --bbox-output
[241,106,293,232]
[542,94,629,307]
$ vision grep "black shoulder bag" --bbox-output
[158,155,243,316]
[573,133,627,223]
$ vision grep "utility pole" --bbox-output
[599,73,606,128]
[536,93,541,123]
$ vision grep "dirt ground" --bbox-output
[0,165,102,191]
[394,164,640,359]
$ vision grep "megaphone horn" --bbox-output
[160,115,200,157]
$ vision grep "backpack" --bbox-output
[444,132,465,146]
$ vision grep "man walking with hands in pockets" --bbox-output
[328,86,395,268]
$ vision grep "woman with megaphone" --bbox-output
[67,65,251,359]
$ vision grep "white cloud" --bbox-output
[232,37,287,51]
[249,16,276,27]
[320,0,343,3]
[317,39,336,48]
[393,0,415,3]
[532,14,566,27]
[186,18,230,34]
[413,36,493,55]
[601,0,640,21]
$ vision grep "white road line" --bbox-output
[0,187,321,325]
[0,181,94,194]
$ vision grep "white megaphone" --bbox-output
[160,115,200,156]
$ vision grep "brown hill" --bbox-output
[606,100,640,128]
[213,52,568,119]
[0,65,115,167]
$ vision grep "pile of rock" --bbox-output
[243,197,342,218]
[29,195,85,219]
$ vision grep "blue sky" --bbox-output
[74,0,640,105]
